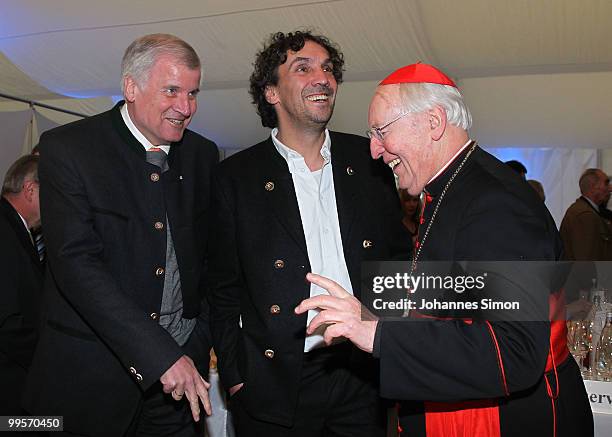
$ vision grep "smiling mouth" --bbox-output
[167,118,186,126]
[305,94,329,102]
[387,158,401,170]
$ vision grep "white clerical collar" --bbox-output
[120,103,170,154]
[427,139,473,185]
[582,196,600,212]
[271,128,331,170]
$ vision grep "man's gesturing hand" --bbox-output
[295,273,378,353]
[160,355,212,421]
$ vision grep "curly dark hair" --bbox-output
[249,30,345,128]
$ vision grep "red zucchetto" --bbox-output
[380,62,456,87]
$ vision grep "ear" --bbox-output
[22,180,36,202]
[123,76,137,103]
[428,106,447,141]
[265,85,279,105]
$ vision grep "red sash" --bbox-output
[423,399,501,437]
[403,291,568,436]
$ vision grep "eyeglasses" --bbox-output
[366,112,410,142]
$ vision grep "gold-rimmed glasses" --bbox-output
[366,112,410,142]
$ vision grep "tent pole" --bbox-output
[0,92,88,118]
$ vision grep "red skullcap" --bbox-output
[380,62,456,87]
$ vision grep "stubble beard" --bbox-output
[303,99,335,132]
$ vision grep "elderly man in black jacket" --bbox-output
[23,34,217,436]
[297,63,593,436]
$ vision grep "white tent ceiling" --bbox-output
[1,0,612,151]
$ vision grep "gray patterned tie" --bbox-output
[33,230,45,263]
[146,148,169,173]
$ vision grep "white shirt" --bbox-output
[271,128,354,352]
[120,104,170,154]
[17,211,34,245]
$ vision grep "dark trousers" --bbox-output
[126,322,209,437]
[126,382,204,437]
[53,323,210,437]
[230,344,385,437]
[54,383,204,437]
[2,358,28,415]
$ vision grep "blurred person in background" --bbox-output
[527,179,545,202]
[0,155,44,415]
[560,168,612,261]
[399,188,420,245]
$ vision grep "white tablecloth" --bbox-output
[583,379,612,437]
[594,411,612,437]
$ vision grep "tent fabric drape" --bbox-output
[0,96,112,180]
[0,110,33,178]
[484,147,598,228]
[2,0,612,151]
[21,107,39,155]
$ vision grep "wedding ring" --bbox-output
[172,390,183,400]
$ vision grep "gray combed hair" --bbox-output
[579,168,603,194]
[2,155,39,196]
[121,33,201,93]
[398,82,472,130]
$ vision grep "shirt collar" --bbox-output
[582,195,600,212]
[271,128,331,172]
[16,211,32,238]
[427,139,473,186]
[120,103,170,154]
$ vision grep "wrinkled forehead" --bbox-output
[372,84,400,104]
[148,54,201,78]
[369,85,401,118]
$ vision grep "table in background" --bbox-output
[584,379,612,436]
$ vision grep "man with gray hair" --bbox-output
[296,63,592,435]
[0,155,44,415]
[23,34,217,436]
[560,168,612,260]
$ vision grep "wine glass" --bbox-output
[567,320,593,378]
